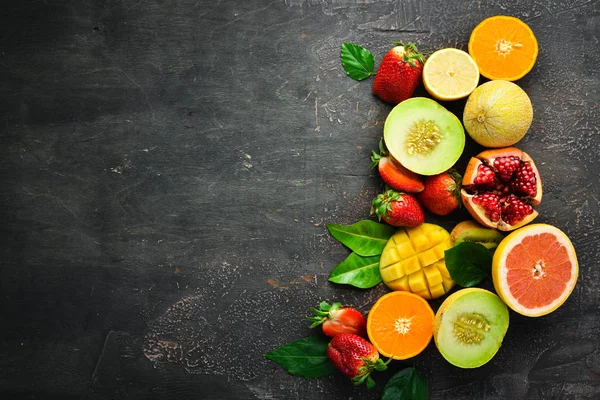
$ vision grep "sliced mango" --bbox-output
[380,223,455,299]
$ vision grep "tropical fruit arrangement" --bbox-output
[265,15,579,397]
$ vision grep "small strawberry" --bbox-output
[418,170,462,216]
[307,301,366,338]
[371,189,425,227]
[371,139,424,193]
[372,42,425,104]
[327,333,388,388]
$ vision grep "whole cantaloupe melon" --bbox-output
[463,80,533,148]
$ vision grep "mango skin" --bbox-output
[379,223,454,299]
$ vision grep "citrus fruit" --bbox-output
[492,223,579,317]
[468,15,538,81]
[379,223,455,299]
[423,48,480,101]
[367,291,434,360]
[433,288,509,368]
[384,97,465,176]
[463,80,533,148]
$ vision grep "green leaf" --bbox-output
[341,42,375,81]
[264,336,334,378]
[444,242,494,287]
[327,220,395,257]
[328,252,382,289]
[382,367,428,400]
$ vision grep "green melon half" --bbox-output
[433,288,509,368]
[383,97,465,176]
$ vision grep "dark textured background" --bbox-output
[1,0,599,399]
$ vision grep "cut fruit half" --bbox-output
[384,97,465,176]
[468,15,538,81]
[379,223,455,299]
[492,224,579,317]
[423,48,480,101]
[367,291,434,360]
[433,288,509,368]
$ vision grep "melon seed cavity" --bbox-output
[405,119,442,156]
[453,312,491,344]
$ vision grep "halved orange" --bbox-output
[468,15,538,81]
[366,291,434,360]
[492,224,579,317]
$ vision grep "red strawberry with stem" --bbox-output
[327,333,389,388]
[371,139,424,193]
[307,301,366,338]
[371,189,424,227]
[417,170,462,216]
[372,42,425,104]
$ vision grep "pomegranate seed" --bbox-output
[501,195,533,225]
[493,156,521,182]
[474,164,496,188]
[473,193,502,222]
[510,161,537,197]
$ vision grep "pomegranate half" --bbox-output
[461,147,542,231]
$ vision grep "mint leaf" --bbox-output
[327,220,395,257]
[341,42,374,81]
[382,367,428,400]
[264,336,334,378]
[328,252,382,289]
[444,242,493,287]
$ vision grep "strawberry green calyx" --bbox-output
[393,41,425,67]
[371,189,403,220]
[307,301,341,328]
[448,169,463,203]
[352,357,390,389]
[369,139,388,169]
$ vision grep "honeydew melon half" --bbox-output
[383,97,465,176]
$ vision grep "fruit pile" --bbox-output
[266,15,579,396]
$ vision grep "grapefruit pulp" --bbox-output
[492,224,579,317]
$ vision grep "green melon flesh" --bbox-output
[384,97,465,176]
[434,288,509,368]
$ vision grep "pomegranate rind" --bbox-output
[492,224,579,317]
[461,147,542,231]
[460,191,538,231]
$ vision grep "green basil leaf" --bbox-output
[264,336,334,378]
[327,220,395,257]
[341,42,375,81]
[328,252,382,289]
[444,242,494,287]
[382,367,428,400]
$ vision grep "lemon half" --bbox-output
[423,48,480,101]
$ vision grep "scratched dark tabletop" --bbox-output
[1,1,599,399]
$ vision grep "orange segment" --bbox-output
[492,224,579,317]
[468,15,538,81]
[366,291,434,360]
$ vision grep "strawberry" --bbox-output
[371,189,424,227]
[372,42,425,104]
[418,170,462,216]
[307,301,366,338]
[327,333,388,388]
[371,139,424,193]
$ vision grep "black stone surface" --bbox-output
[1,1,599,399]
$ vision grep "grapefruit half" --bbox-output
[492,224,579,317]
